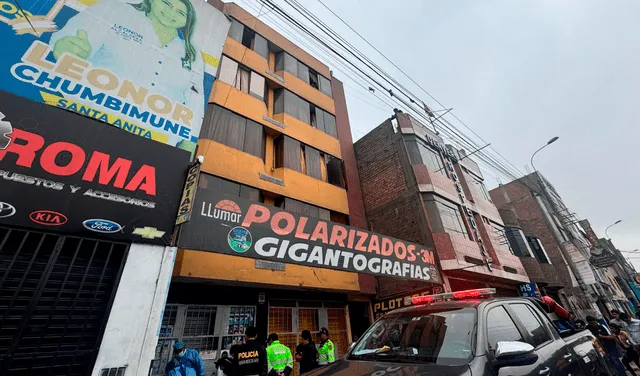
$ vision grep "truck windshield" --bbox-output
[349,307,476,366]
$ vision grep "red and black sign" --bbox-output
[177,184,441,283]
[0,90,189,244]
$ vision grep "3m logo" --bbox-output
[29,210,67,226]
[0,112,13,150]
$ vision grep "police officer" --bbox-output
[317,328,335,365]
[222,326,267,376]
[266,333,293,376]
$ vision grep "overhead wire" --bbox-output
[259,0,525,181]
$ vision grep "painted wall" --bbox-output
[91,244,176,376]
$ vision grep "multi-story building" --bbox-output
[489,172,602,317]
[153,3,376,374]
[354,111,528,301]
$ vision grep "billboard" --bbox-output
[0,90,189,244]
[0,0,230,152]
[177,187,442,283]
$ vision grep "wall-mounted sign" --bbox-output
[589,248,617,268]
[175,163,201,225]
[517,282,541,298]
[178,189,442,283]
[0,0,230,152]
[0,90,188,244]
[373,286,444,319]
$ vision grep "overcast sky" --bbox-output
[235,0,640,267]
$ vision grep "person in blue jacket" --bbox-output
[166,341,206,376]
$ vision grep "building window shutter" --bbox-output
[297,95,310,124]
[249,72,265,100]
[253,33,269,60]
[297,62,310,84]
[243,119,265,159]
[319,76,333,97]
[323,112,337,138]
[228,19,244,42]
[218,56,238,87]
[284,53,298,76]
[305,146,322,179]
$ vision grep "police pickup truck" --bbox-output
[307,288,612,376]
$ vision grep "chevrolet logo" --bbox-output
[132,227,166,239]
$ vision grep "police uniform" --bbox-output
[266,340,293,376]
[317,329,335,366]
[229,339,268,376]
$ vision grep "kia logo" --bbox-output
[29,210,67,226]
[0,202,15,218]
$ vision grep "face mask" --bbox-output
[176,350,185,358]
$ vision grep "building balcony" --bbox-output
[273,70,335,115]
[198,138,350,214]
[412,164,460,203]
[209,81,341,158]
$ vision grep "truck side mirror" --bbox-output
[495,341,538,367]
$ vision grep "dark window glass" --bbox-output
[305,146,322,180]
[297,61,310,84]
[273,89,284,115]
[318,208,330,221]
[240,185,261,201]
[486,219,513,255]
[309,69,319,89]
[314,106,325,133]
[281,198,320,218]
[527,237,551,264]
[436,201,469,238]
[200,174,262,202]
[243,120,265,159]
[506,228,534,258]
[253,33,268,60]
[274,51,284,72]
[323,112,337,138]
[241,27,255,49]
[297,95,310,124]
[330,212,348,224]
[319,76,332,97]
[274,136,301,172]
[325,155,345,188]
[509,304,550,347]
[284,52,298,76]
[418,143,444,175]
[404,138,422,164]
[487,307,523,352]
[285,91,299,120]
[201,105,264,160]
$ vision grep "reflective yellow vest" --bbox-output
[318,339,335,365]
[266,340,293,373]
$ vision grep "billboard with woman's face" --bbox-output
[0,0,230,153]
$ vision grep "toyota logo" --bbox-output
[0,202,16,218]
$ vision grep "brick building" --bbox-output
[489,172,602,317]
[354,111,528,300]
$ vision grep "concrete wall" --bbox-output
[91,244,177,376]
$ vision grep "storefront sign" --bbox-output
[0,0,230,151]
[175,163,200,225]
[178,189,442,283]
[629,282,640,301]
[517,282,541,298]
[373,286,444,319]
[589,247,617,268]
[0,90,189,244]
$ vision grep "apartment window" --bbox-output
[228,19,269,60]
[274,89,337,138]
[527,236,551,264]
[484,218,514,254]
[436,201,469,238]
[199,173,261,202]
[324,154,345,188]
[201,105,265,159]
[404,136,445,175]
[274,135,345,187]
[469,172,491,201]
[274,52,333,97]
[505,228,535,258]
[275,197,330,220]
[218,56,266,101]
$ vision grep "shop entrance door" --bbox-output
[0,226,128,376]
[268,301,349,376]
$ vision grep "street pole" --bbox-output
[605,220,622,239]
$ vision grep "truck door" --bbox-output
[486,305,548,376]
[507,303,581,376]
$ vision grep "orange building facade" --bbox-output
[155,3,374,374]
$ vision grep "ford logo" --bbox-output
[83,219,123,234]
